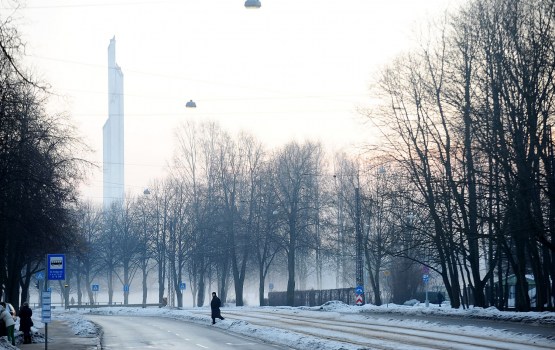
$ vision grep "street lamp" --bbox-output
[185,99,197,108]
[245,0,261,8]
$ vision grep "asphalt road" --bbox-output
[86,315,288,350]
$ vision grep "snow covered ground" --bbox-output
[2,301,554,349]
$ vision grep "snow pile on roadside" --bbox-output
[359,303,555,325]
[0,339,16,350]
[55,312,99,336]
[295,300,555,325]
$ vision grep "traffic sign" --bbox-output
[355,285,364,295]
[422,274,429,283]
[355,294,364,305]
[36,271,44,280]
[269,282,274,291]
[123,284,129,292]
[92,284,99,292]
[41,291,52,323]
[47,254,65,280]
[179,282,186,290]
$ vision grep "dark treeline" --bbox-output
[1,0,554,312]
[0,15,87,311]
[373,0,555,311]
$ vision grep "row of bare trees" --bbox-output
[371,0,555,311]
[68,123,337,308]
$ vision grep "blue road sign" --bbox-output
[179,282,186,290]
[41,291,52,323]
[92,284,99,292]
[47,254,65,280]
[123,284,129,292]
[36,271,44,281]
[422,274,429,284]
[355,285,364,295]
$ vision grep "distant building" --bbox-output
[103,37,124,208]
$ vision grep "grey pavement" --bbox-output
[18,321,99,350]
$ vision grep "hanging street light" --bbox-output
[245,0,261,9]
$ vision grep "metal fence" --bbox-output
[268,288,355,307]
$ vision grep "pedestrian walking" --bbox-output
[0,303,16,346]
[19,302,33,344]
[210,292,225,325]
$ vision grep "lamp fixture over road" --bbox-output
[245,0,261,8]
[185,99,197,108]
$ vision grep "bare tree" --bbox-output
[273,141,324,306]
[74,201,103,305]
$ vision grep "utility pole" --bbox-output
[355,187,365,305]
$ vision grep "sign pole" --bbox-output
[44,254,48,350]
[44,253,65,350]
[355,188,365,305]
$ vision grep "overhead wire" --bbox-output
[24,54,368,105]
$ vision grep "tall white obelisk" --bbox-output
[103,37,124,208]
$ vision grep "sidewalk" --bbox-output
[18,320,99,350]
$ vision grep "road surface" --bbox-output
[86,315,288,350]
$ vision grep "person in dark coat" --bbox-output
[18,302,33,344]
[210,292,225,325]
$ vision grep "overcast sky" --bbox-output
[6,0,461,203]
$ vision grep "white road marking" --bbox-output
[196,344,208,349]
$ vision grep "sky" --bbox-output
[5,0,462,203]
[5,302,554,350]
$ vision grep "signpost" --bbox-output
[47,254,65,281]
[354,188,365,305]
[92,284,99,305]
[45,254,65,350]
[355,285,364,306]
[41,291,52,324]
[383,270,391,307]
[422,273,430,307]
[36,271,44,281]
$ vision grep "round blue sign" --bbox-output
[355,285,364,294]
